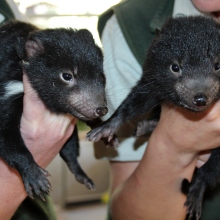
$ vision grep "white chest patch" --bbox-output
[4,81,24,98]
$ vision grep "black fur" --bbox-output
[0,20,108,199]
[87,16,220,219]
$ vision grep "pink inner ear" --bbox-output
[25,39,43,58]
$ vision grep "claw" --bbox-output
[39,193,46,201]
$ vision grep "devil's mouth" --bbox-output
[212,12,220,19]
[71,109,97,121]
[179,102,209,113]
[211,12,220,24]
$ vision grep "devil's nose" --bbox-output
[193,93,208,107]
[94,106,108,117]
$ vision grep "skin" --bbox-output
[0,74,76,220]
[191,0,220,13]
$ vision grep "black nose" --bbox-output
[193,93,208,107]
[94,106,108,117]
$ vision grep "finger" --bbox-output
[196,151,211,168]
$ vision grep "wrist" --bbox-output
[0,159,27,219]
[149,124,198,172]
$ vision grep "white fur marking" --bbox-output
[4,81,24,98]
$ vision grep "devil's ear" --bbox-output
[25,38,44,58]
[15,36,26,59]
[78,29,94,42]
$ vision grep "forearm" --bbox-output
[110,126,197,220]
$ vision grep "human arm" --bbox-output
[110,102,220,220]
[0,74,76,220]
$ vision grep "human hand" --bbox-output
[0,73,77,219]
[154,101,220,166]
[20,73,76,168]
[111,102,220,220]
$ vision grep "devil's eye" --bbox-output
[214,62,220,71]
[171,64,180,72]
[62,73,73,81]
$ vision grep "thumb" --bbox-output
[22,72,47,117]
